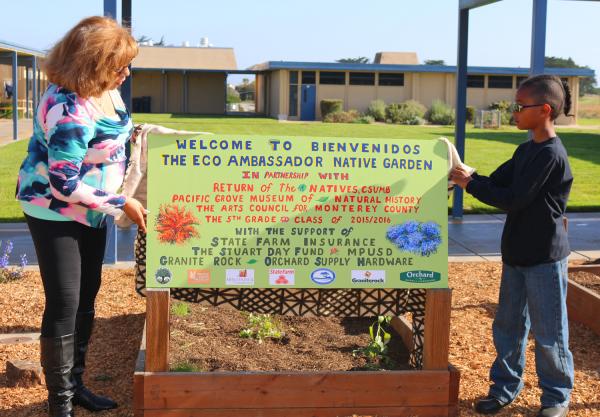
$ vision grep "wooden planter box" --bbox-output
[568,264,600,336]
[134,289,460,417]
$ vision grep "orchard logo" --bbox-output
[310,268,336,285]
[400,270,441,283]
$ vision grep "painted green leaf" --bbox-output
[317,196,329,202]
[247,259,257,264]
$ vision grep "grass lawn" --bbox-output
[577,118,600,126]
[1,114,599,222]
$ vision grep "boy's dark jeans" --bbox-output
[488,258,574,408]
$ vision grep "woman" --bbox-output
[15,16,146,417]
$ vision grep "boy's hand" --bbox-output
[451,166,473,190]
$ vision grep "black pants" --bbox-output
[25,214,106,337]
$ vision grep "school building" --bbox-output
[249,52,592,125]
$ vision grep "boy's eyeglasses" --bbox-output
[510,103,545,113]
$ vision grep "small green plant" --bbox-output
[385,100,426,124]
[353,316,395,370]
[425,100,455,125]
[488,100,515,125]
[320,99,344,119]
[354,115,375,124]
[171,361,203,372]
[323,109,360,123]
[239,313,285,343]
[366,99,386,121]
[171,301,190,317]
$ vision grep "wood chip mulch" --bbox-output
[1,263,599,417]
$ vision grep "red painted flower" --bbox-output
[155,204,200,245]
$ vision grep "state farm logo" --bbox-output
[188,269,210,285]
[269,269,295,285]
[351,270,385,284]
[226,269,255,286]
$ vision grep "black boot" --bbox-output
[40,334,76,417]
[71,311,118,411]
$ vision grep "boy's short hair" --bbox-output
[43,16,138,98]
[518,74,572,120]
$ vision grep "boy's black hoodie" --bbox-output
[466,136,573,267]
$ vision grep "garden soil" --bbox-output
[1,264,599,417]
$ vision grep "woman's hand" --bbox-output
[450,166,473,190]
[123,197,147,233]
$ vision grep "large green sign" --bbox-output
[147,135,448,289]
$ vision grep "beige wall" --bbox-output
[416,73,447,108]
[347,86,377,113]
[132,70,225,114]
[166,72,183,113]
[268,70,281,118]
[188,72,225,114]
[132,71,163,113]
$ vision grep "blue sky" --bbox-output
[2,0,599,83]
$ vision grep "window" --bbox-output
[488,76,513,89]
[349,72,375,86]
[301,71,315,84]
[516,76,527,88]
[289,71,298,117]
[467,75,484,88]
[378,73,404,86]
[319,71,346,85]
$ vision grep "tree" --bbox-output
[424,59,445,65]
[235,78,256,101]
[155,36,165,47]
[336,57,370,64]
[136,35,151,43]
[545,56,598,96]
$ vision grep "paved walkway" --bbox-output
[1,213,599,266]
[0,118,33,147]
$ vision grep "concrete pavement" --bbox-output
[1,213,598,266]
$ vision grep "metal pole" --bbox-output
[530,0,547,75]
[32,56,38,123]
[452,8,469,219]
[12,51,18,140]
[25,65,30,118]
[103,0,117,18]
[121,0,133,111]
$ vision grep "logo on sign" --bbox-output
[154,267,172,285]
[351,270,385,284]
[400,270,441,283]
[269,269,295,285]
[188,269,211,285]
[310,268,336,285]
[226,269,255,286]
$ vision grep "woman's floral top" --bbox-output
[16,84,133,227]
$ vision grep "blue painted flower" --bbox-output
[386,221,441,257]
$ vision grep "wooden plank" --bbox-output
[390,315,413,352]
[567,280,600,336]
[140,370,452,409]
[569,264,600,277]
[448,365,461,417]
[146,288,170,372]
[134,373,145,414]
[140,406,452,417]
[423,289,452,370]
